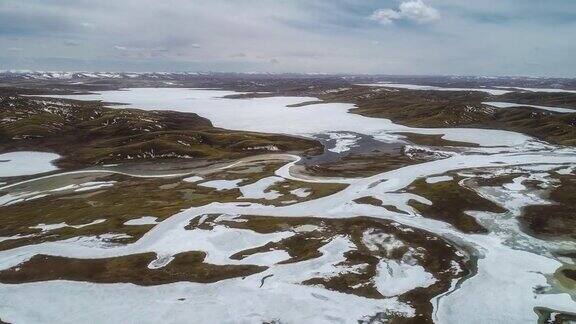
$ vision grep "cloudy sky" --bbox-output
[1,0,575,76]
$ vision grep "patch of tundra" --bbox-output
[0,151,60,177]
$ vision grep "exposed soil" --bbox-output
[406,176,507,233]
[0,95,322,169]
[0,252,265,285]
[521,174,576,240]
[0,159,346,250]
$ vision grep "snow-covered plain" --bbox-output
[358,82,576,95]
[494,86,576,94]
[483,101,576,114]
[357,83,512,95]
[2,88,576,323]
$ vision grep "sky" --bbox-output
[1,0,575,77]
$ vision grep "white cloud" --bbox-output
[370,0,440,25]
[369,9,401,25]
[399,0,440,23]
[2,0,575,76]
[80,22,96,29]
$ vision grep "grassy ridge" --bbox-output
[0,95,322,168]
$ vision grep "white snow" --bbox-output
[483,101,576,114]
[0,181,116,207]
[30,219,106,232]
[73,181,116,192]
[435,243,575,324]
[357,83,512,95]
[0,192,49,206]
[556,166,574,175]
[0,152,60,177]
[240,249,290,265]
[293,224,320,233]
[362,230,405,255]
[494,86,576,94]
[198,179,243,191]
[425,175,453,184]
[49,181,117,193]
[0,233,36,243]
[123,216,159,226]
[327,132,359,153]
[502,176,527,191]
[182,175,203,183]
[239,176,284,200]
[374,260,436,297]
[290,188,311,198]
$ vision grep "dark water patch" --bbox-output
[297,132,423,178]
[395,132,479,148]
[299,132,403,166]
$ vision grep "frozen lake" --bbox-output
[46,87,538,148]
[0,151,60,178]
